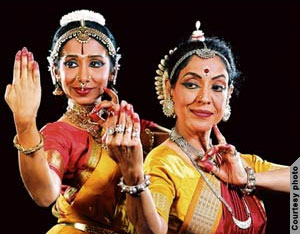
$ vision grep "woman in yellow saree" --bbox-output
[105,21,290,234]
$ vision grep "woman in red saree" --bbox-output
[105,21,290,234]
[4,9,167,234]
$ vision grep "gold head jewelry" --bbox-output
[155,21,231,116]
[47,10,121,87]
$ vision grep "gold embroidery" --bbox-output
[152,192,172,221]
[46,150,63,176]
[185,174,222,234]
[78,136,102,186]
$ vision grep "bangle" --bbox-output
[13,132,44,155]
[240,167,256,195]
[118,175,151,196]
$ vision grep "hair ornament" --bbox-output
[60,9,105,27]
[155,20,232,116]
[48,10,120,86]
[155,49,176,105]
[190,21,205,42]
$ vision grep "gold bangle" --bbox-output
[13,132,44,155]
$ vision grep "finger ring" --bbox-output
[125,127,132,133]
[132,128,139,138]
[115,124,125,134]
[107,127,115,135]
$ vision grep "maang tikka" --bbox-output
[155,21,232,117]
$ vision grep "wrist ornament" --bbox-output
[118,174,150,196]
[240,167,256,195]
[13,132,44,155]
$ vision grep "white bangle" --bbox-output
[118,175,150,196]
[240,167,256,195]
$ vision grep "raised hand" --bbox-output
[198,125,247,186]
[105,100,144,185]
[5,47,41,128]
[89,87,119,126]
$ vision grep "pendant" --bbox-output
[232,215,252,229]
[231,198,252,229]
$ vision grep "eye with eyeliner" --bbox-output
[212,84,226,92]
[181,82,200,89]
[89,60,105,68]
[64,60,78,68]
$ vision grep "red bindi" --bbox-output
[204,68,209,75]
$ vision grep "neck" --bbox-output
[174,122,212,152]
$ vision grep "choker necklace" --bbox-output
[170,128,252,230]
[63,101,102,144]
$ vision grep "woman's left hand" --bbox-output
[198,125,247,186]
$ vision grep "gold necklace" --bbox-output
[170,127,252,230]
[63,102,102,144]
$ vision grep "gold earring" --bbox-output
[53,83,64,96]
[162,96,175,118]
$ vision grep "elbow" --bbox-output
[33,196,56,207]
[30,189,59,207]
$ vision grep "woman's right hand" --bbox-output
[5,47,41,128]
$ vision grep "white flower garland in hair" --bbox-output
[60,9,106,27]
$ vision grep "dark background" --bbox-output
[0,1,298,233]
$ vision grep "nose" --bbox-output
[196,87,211,104]
[76,64,90,83]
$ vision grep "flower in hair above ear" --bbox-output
[60,9,106,27]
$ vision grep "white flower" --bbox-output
[60,9,105,27]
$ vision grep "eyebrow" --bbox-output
[183,72,226,80]
[64,54,105,58]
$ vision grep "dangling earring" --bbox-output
[163,96,175,118]
[53,83,64,96]
[222,102,231,122]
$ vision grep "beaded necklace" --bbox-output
[170,127,252,229]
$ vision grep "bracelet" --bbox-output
[118,175,151,196]
[240,167,256,195]
[13,132,44,155]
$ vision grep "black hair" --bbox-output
[168,37,240,89]
[50,20,118,91]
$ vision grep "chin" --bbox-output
[72,97,97,106]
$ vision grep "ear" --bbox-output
[227,84,234,100]
[164,77,172,98]
[50,65,60,85]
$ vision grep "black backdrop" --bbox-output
[1,1,298,233]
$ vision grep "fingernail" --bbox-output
[15,51,21,60]
[28,52,33,61]
[133,113,140,122]
[22,46,28,53]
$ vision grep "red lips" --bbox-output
[190,109,213,118]
[74,88,93,95]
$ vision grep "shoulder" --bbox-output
[240,153,288,172]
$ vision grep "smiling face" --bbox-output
[171,55,233,134]
[55,38,112,105]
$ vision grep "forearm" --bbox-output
[126,189,167,234]
[256,167,290,192]
[15,119,60,207]
[123,171,167,234]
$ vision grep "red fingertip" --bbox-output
[89,113,100,122]
[15,51,21,60]
[133,113,140,123]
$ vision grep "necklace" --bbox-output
[63,101,102,144]
[170,128,252,230]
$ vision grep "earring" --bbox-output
[222,103,231,122]
[162,96,175,118]
[53,83,64,96]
